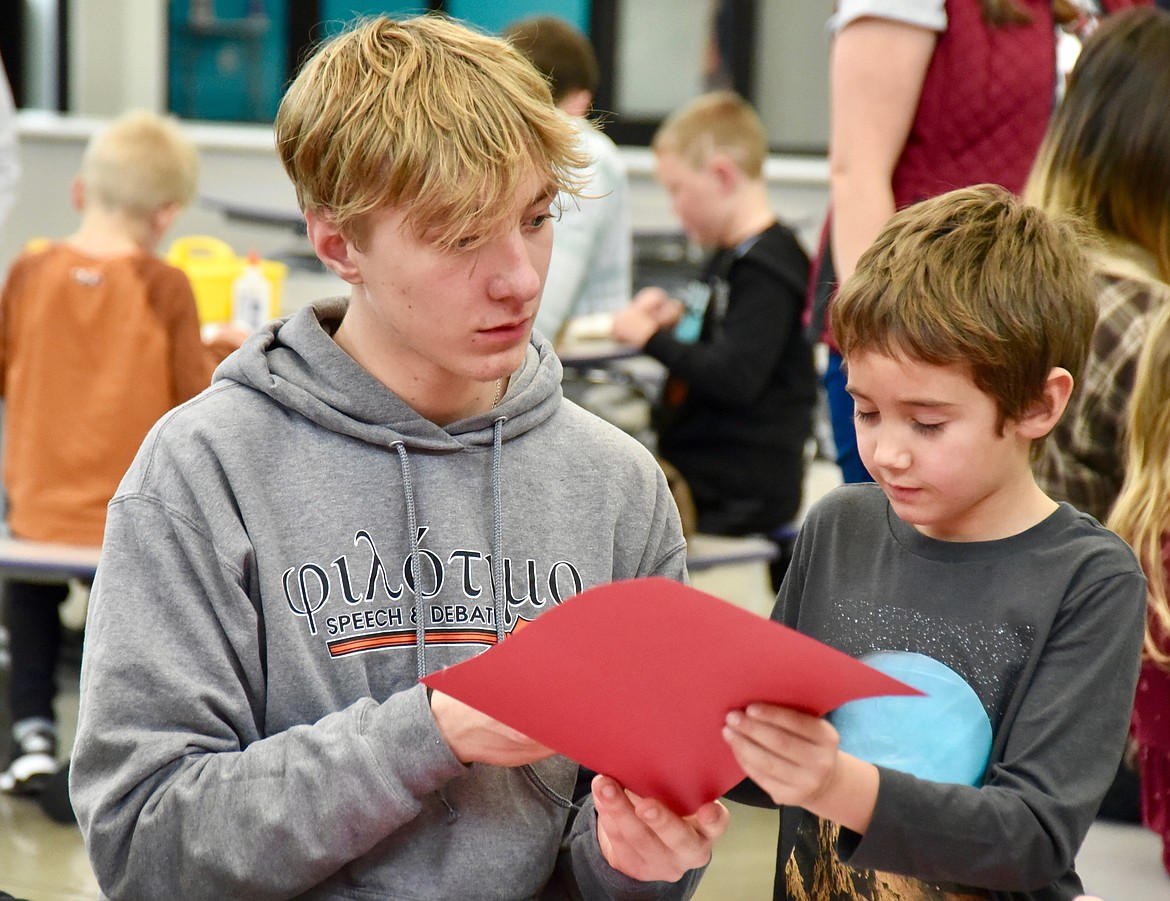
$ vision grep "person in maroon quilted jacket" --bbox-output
[806,0,1144,486]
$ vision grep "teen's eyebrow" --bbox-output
[529,187,557,208]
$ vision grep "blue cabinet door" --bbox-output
[168,0,289,123]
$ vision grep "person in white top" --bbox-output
[503,15,633,343]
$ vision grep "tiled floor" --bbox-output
[2,461,1168,899]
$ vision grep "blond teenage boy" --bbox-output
[0,110,240,795]
[70,16,726,900]
[611,91,815,590]
[722,185,1147,899]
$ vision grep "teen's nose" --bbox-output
[486,229,542,304]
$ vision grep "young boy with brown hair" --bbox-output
[0,110,239,795]
[70,15,727,900]
[723,185,1147,899]
[611,91,816,589]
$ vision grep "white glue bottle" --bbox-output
[231,250,271,332]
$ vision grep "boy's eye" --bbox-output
[456,235,479,250]
[911,420,944,435]
[854,409,877,424]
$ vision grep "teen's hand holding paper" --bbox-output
[430,691,555,767]
[593,775,729,882]
[723,704,878,835]
[431,690,728,881]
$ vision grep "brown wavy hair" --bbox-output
[832,184,1097,452]
[1025,6,1170,281]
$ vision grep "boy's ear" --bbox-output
[708,153,740,192]
[305,209,363,285]
[150,202,182,238]
[558,88,593,118]
[1016,367,1075,439]
[70,176,86,212]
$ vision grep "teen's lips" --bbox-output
[477,318,533,344]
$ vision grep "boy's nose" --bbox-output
[870,431,910,471]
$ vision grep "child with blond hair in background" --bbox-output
[0,109,240,795]
[611,91,815,590]
[1107,301,1170,877]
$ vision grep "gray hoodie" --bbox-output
[71,300,695,900]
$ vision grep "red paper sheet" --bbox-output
[421,577,921,815]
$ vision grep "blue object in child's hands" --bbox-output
[673,281,711,343]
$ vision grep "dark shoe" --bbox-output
[36,759,76,824]
[0,719,58,795]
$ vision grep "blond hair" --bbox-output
[1107,302,1170,669]
[275,14,588,252]
[1024,6,1170,282]
[832,185,1097,451]
[651,91,766,179]
[80,110,199,215]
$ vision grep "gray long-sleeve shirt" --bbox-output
[735,483,1145,900]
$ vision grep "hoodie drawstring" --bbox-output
[396,420,574,813]
[394,417,507,680]
[491,416,507,646]
[393,441,428,681]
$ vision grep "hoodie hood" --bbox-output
[215,298,564,453]
[215,298,565,681]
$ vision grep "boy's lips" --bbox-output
[884,483,923,502]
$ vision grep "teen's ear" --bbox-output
[1017,367,1075,439]
[305,209,363,285]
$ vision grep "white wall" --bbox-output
[1,114,350,312]
[756,2,832,153]
[615,0,710,117]
[2,115,828,313]
[46,2,831,153]
[68,0,167,115]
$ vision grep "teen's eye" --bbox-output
[911,420,944,435]
[854,409,878,424]
[456,235,479,250]
[527,212,552,229]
